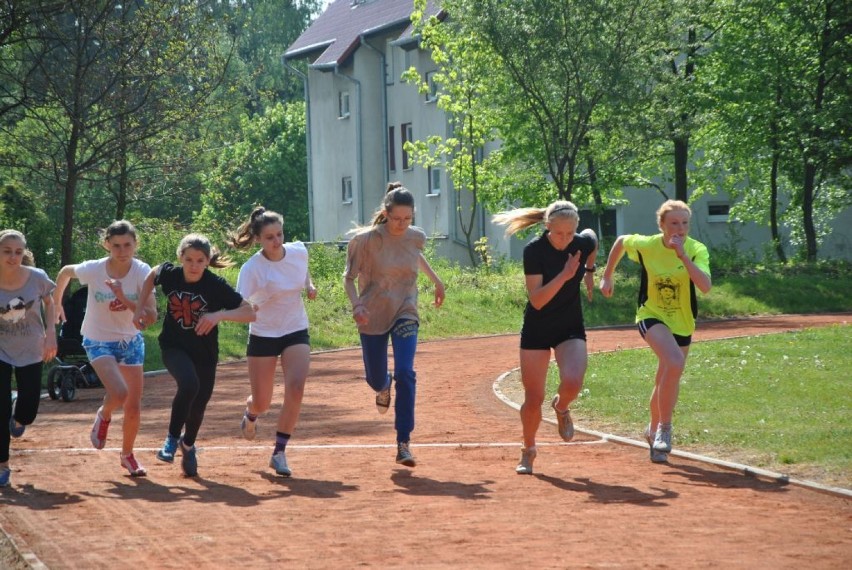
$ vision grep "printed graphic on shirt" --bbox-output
[167,291,208,330]
[0,297,36,336]
[655,277,680,316]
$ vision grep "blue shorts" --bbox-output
[82,333,146,366]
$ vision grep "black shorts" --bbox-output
[520,322,586,350]
[246,329,310,357]
[638,318,692,347]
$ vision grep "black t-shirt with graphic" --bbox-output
[155,262,244,360]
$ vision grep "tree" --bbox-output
[0,1,236,265]
[459,0,664,202]
[698,0,850,261]
[195,101,309,241]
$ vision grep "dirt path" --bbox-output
[1,313,850,568]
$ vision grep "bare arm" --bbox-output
[52,265,78,323]
[42,293,57,362]
[581,229,599,302]
[418,253,445,308]
[194,299,256,336]
[305,269,317,300]
[132,266,159,329]
[599,235,627,298]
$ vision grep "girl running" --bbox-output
[230,207,317,478]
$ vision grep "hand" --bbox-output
[433,281,445,308]
[55,304,66,324]
[105,278,123,295]
[562,251,581,281]
[669,234,686,258]
[306,285,318,300]
[352,304,369,326]
[195,312,220,336]
[43,338,57,362]
[599,276,614,298]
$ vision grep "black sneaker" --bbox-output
[395,442,416,467]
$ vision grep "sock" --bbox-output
[245,409,258,422]
[659,422,673,432]
[273,432,290,454]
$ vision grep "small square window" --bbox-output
[708,203,730,222]
[339,91,350,119]
[427,166,441,196]
[425,71,438,103]
[401,122,413,170]
[342,177,353,203]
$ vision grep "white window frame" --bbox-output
[401,122,413,171]
[338,91,350,119]
[425,70,438,103]
[342,177,353,204]
[427,166,441,196]
[707,202,730,223]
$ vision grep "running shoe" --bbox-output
[240,411,257,440]
[9,394,24,438]
[269,451,292,477]
[515,447,537,475]
[550,395,574,442]
[375,383,391,414]
[395,442,416,467]
[121,453,148,477]
[180,440,198,477]
[156,434,179,463]
[0,467,10,487]
[90,409,110,450]
[644,426,668,463]
[653,425,673,453]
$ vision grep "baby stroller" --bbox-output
[47,286,102,402]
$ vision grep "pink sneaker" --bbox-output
[121,453,147,477]
[90,410,110,450]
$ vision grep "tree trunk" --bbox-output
[673,135,689,202]
[802,161,817,262]
[769,84,786,263]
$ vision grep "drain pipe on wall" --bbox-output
[333,65,364,224]
[282,56,315,241]
[359,34,389,188]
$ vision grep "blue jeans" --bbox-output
[360,319,418,443]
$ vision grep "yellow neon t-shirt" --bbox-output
[623,234,711,336]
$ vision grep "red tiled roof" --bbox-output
[285,0,441,67]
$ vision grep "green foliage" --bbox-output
[196,101,308,241]
[553,325,852,486]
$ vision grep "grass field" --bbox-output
[538,324,851,488]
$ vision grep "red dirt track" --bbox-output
[1,314,850,568]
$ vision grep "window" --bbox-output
[427,166,441,196]
[425,71,438,102]
[403,49,413,73]
[388,126,396,172]
[338,91,350,119]
[342,177,353,203]
[708,203,730,223]
[385,40,395,85]
[401,122,413,170]
[578,208,617,241]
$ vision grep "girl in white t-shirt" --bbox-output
[53,220,157,477]
[229,208,316,478]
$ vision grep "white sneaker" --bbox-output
[515,447,537,475]
[653,425,673,453]
[240,411,257,440]
[269,451,291,477]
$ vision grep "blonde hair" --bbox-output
[0,229,34,266]
[656,200,691,228]
[229,206,284,250]
[177,233,234,268]
[493,201,580,236]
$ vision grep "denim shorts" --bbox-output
[82,333,146,366]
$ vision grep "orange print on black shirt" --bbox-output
[168,291,207,329]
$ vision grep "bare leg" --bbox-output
[276,344,310,434]
[518,348,551,449]
[119,365,144,455]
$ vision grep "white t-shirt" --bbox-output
[75,257,151,342]
[237,242,310,338]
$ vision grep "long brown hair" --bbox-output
[229,206,284,250]
[371,182,415,226]
[177,233,234,268]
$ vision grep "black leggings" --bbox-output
[161,348,218,448]
[1,360,43,463]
